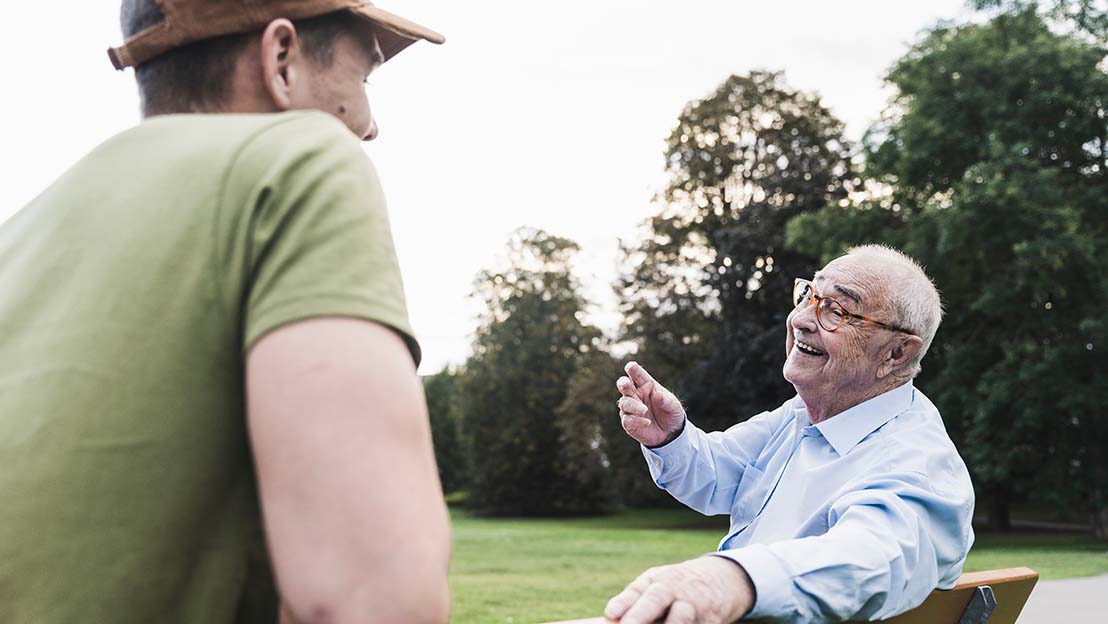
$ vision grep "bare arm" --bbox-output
[247,318,450,624]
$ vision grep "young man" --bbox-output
[0,2,450,623]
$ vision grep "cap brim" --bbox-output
[349,4,445,62]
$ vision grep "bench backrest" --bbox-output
[862,567,1038,624]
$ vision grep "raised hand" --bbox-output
[616,361,686,448]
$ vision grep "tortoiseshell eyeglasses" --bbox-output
[792,278,915,334]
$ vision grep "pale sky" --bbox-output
[1,1,968,374]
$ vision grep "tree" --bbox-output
[927,153,1100,532]
[462,228,610,515]
[865,4,1107,212]
[552,348,627,509]
[423,368,469,495]
[617,71,857,435]
[787,4,1108,536]
[972,0,1108,41]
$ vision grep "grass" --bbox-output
[449,507,1108,624]
[966,532,1108,578]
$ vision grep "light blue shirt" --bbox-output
[643,382,974,622]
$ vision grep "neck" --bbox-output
[141,95,277,119]
[799,377,907,424]
[141,58,276,118]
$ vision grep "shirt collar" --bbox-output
[797,382,915,456]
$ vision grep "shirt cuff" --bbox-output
[640,419,693,485]
[711,544,798,620]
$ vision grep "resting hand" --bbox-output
[604,557,755,624]
[616,361,686,448]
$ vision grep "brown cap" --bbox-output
[108,0,444,70]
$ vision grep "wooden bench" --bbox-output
[542,567,1039,624]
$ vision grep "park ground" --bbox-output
[447,507,1108,624]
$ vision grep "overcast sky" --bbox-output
[1,1,969,374]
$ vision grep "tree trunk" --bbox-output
[1087,363,1107,541]
[1088,431,1108,541]
[1092,506,1108,541]
[989,492,1011,532]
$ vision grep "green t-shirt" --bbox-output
[0,111,420,622]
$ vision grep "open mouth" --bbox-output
[794,338,826,357]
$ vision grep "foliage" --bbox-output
[462,227,610,515]
[430,1,1108,537]
[583,354,678,508]
[787,5,1108,536]
[865,5,1106,209]
[971,0,1108,41]
[423,369,469,494]
[617,70,858,433]
[548,347,621,514]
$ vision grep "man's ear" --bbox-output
[877,334,924,379]
[259,19,303,111]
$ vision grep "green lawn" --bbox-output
[449,508,1108,624]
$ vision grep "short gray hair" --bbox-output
[845,244,942,377]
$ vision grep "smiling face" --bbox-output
[783,254,903,420]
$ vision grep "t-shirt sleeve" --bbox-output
[218,112,420,365]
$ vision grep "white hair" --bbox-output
[844,244,943,377]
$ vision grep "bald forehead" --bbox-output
[814,255,893,310]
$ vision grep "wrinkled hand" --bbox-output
[604,557,755,624]
[616,361,686,448]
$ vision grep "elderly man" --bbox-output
[607,245,974,624]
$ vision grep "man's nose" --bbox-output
[363,118,379,142]
[790,303,820,333]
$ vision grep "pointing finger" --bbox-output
[616,376,637,397]
[625,361,657,389]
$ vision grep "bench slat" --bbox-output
[540,567,1039,624]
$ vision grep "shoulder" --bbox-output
[219,112,383,207]
[750,397,798,426]
[875,388,972,496]
[229,111,372,173]
[240,110,361,150]
[129,110,358,154]
[884,386,951,449]
[726,397,798,435]
[112,112,375,196]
